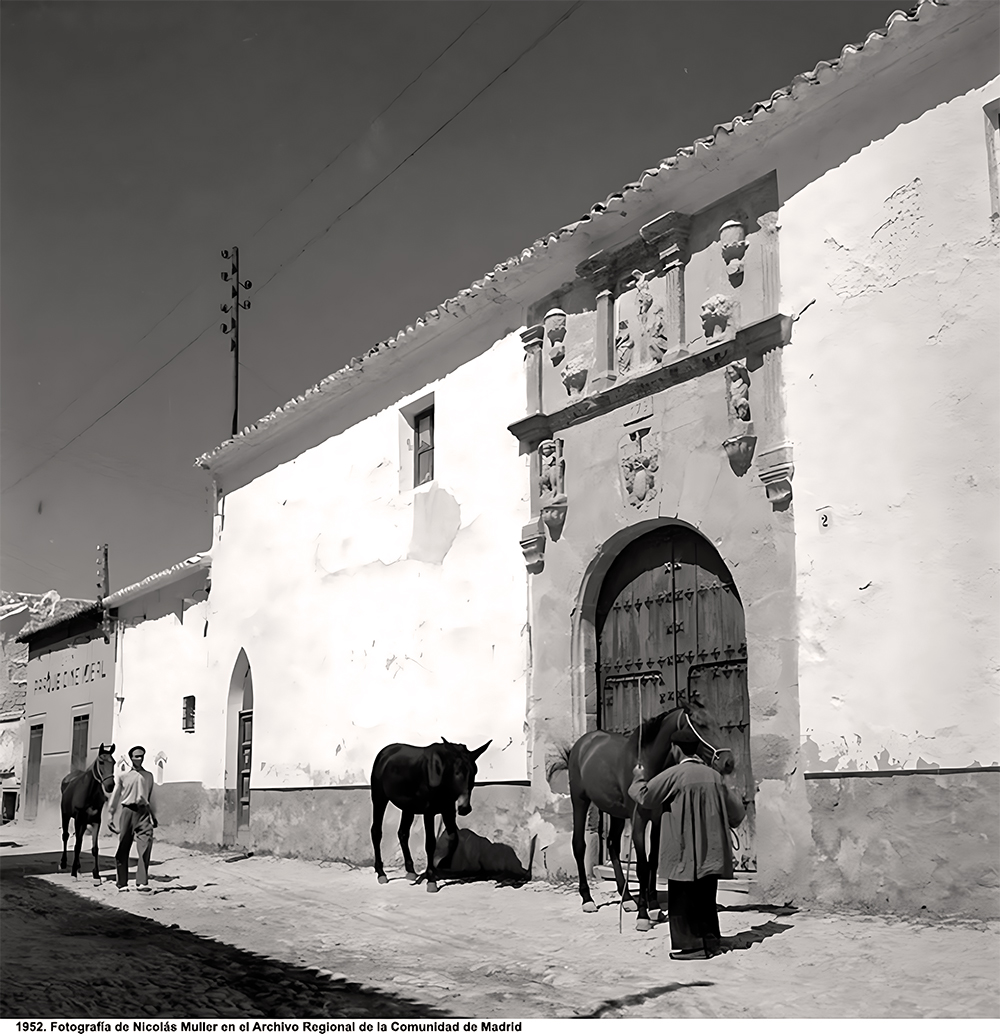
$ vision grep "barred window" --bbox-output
[182,695,196,733]
[414,407,434,486]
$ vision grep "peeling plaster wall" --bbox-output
[779,76,1000,916]
[782,76,1000,774]
[205,333,529,854]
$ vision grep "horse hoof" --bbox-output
[405,872,418,883]
[582,902,598,914]
[426,881,439,894]
[623,899,638,913]
[635,918,653,932]
[377,874,388,885]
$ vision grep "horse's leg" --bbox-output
[437,805,460,871]
[607,815,637,912]
[397,811,418,882]
[71,815,85,879]
[647,814,662,923]
[631,816,653,932]
[60,807,70,871]
[370,786,389,884]
[422,812,439,893]
[91,816,102,884]
[571,792,597,913]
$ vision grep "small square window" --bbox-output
[414,407,434,486]
[182,695,196,733]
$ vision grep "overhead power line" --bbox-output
[2,1,582,497]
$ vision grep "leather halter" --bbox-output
[683,710,733,769]
[93,754,116,796]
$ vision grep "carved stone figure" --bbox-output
[615,319,634,375]
[701,294,736,342]
[544,308,567,366]
[538,438,564,498]
[619,428,660,508]
[726,362,752,423]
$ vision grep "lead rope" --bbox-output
[619,681,643,934]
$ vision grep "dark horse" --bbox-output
[371,738,490,893]
[60,742,117,883]
[569,695,733,930]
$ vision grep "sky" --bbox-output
[1,0,906,599]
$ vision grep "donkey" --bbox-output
[371,738,490,893]
[60,742,117,883]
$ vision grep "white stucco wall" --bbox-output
[114,600,216,786]
[207,331,530,788]
[781,76,1000,771]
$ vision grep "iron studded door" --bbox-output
[597,526,754,871]
[237,710,253,831]
[688,661,755,872]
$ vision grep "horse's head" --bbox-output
[430,738,491,816]
[95,743,117,795]
[684,694,735,775]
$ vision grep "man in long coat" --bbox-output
[629,726,746,960]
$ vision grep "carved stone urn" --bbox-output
[700,294,736,343]
[722,434,757,478]
[561,355,589,397]
[544,308,567,366]
[720,219,748,284]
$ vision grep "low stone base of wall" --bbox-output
[807,770,1000,919]
[155,781,225,848]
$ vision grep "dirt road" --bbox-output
[2,825,997,1019]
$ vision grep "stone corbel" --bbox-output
[757,443,794,511]
[520,517,546,574]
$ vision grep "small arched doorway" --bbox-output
[223,649,254,846]
[596,524,755,871]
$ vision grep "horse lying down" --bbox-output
[370,738,490,893]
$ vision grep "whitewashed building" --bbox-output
[112,1,999,917]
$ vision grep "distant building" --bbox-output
[14,593,111,826]
[115,1,999,917]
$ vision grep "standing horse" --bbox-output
[568,695,733,931]
[60,743,117,883]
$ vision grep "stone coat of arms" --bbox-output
[619,427,660,508]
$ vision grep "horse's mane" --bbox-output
[628,708,680,749]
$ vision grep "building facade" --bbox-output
[106,1,999,917]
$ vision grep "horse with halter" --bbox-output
[60,742,117,883]
[568,694,734,930]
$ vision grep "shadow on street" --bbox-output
[1,870,448,1018]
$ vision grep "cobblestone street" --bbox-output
[2,825,998,1020]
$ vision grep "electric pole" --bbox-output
[221,247,252,438]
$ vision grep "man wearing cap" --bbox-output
[107,745,158,893]
[629,727,745,960]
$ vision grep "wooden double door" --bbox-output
[596,525,756,871]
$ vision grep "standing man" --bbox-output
[629,726,746,960]
[108,745,158,893]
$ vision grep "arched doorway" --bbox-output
[223,649,254,846]
[596,524,756,871]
